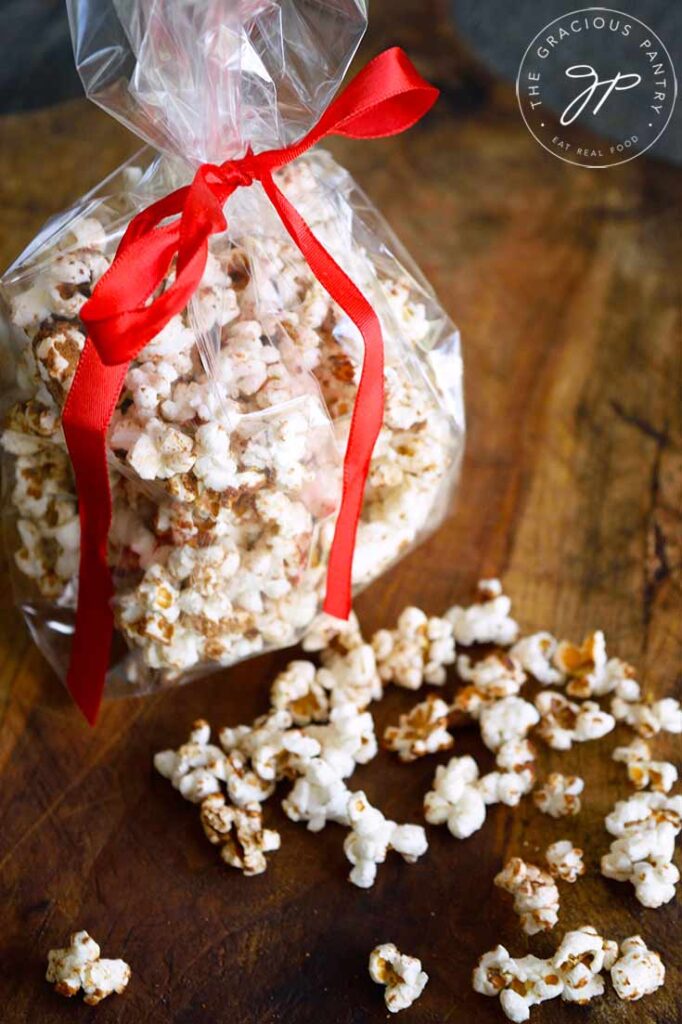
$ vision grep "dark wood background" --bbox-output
[0,3,680,1021]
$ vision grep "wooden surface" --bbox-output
[0,5,680,1022]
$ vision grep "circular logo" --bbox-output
[516,7,677,168]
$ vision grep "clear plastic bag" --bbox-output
[0,0,464,696]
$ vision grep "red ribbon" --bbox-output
[62,47,438,723]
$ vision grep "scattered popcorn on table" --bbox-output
[371,606,455,689]
[424,755,486,839]
[270,660,329,725]
[282,758,351,832]
[472,946,563,1022]
[610,936,665,1002]
[534,690,615,751]
[220,709,320,782]
[46,931,131,1006]
[545,840,585,883]
[611,695,682,738]
[305,704,378,778]
[612,737,678,793]
[494,857,560,935]
[344,791,428,888]
[551,925,618,1004]
[200,793,281,875]
[479,697,540,753]
[369,943,428,1013]
[534,773,584,818]
[383,694,454,762]
[601,791,682,907]
[456,652,526,697]
[154,719,229,803]
[444,579,519,647]
[510,632,563,686]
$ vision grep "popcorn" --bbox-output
[479,697,540,753]
[554,631,641,700]
[371,606,455,689]
[611,695,682,738]
[220,709,320,782]
[3,166,462,695]
[478,768,535,808]
[344,791,428,888]
[472,946,563,1022]
[46,931,131,1005]
[302,610,364,655]
[534,691,615,750]
[456,652,526,697]
[534,773,584,818]
[612,737,678,793]
[601,791,682,906]
[282,758,352,831]
[424,755,486,839]
[383,695,454,762]
[494,857,560,935]
[510,632,563,685]
[369,943,428,1013]
[495,737,536,774]
[545,840,586,883]
[551,926,618,1004]
[200,793,281,875]
[270,660,329,725]
[305,704,378,778]
[610,936,665,1001]
[444,579,519,647]
[154,719,228,803]
[316,643,383,711]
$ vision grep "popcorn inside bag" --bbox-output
[0,0,464,696]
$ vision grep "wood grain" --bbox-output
[0,5,680,1022]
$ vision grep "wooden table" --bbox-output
[0,6,680,1022]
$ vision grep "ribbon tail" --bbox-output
[261,174,384,620]
[62,340,127,724]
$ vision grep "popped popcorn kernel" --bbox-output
[534,773,584,818]
[46,931,130,1005]
[344,791,427,888]
[200,793,280,875]
[610,936,665,1002]
[383,694,453,762]
[545,840,586,883]
[369,943,428,1013]
[494,857,560,935]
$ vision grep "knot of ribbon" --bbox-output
[62,47,439,724]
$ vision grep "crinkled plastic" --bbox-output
[0,0,464,697]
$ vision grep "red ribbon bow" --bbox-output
[61,47,438,723]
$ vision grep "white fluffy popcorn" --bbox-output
[127,419,195,480]
[610,936,665,1002]
[478,768,535,808]
[456,652,526,697]
[46,931,131,1006]
[612,695,682,738]
[510,632,563,685]
[551,925,618,1004]
[369,943,428,1013]
[200,793,281,875]
[534,691,615,751]
[495,738,536,774]
[153,719,228,803]
[479,697,540,753]
[444,579,519,647]
[612,737,678,793]
[424,755,486,840]
[494,857,560,935]
[545,840,586,883]
[282,758,352,831]
[316,643,383,711]
[305,704,378,778]
[270,660,329,725]
[534,773,584,818]
[382,695,453,762]
[220,709,320,782]
[302,610,364,655]
[472,946,563,1022]
[371,606,455,689]
[601,791,682,907]
[554,631,641,701]
[344,791,428,888]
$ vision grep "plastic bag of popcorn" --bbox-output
[0,0,464,710]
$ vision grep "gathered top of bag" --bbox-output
[66,0,368,165]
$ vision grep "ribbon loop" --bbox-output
[61,47,438,723]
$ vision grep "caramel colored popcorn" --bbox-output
[383,694,453,762]
[494,857,560,935]
[200,793,280,875]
